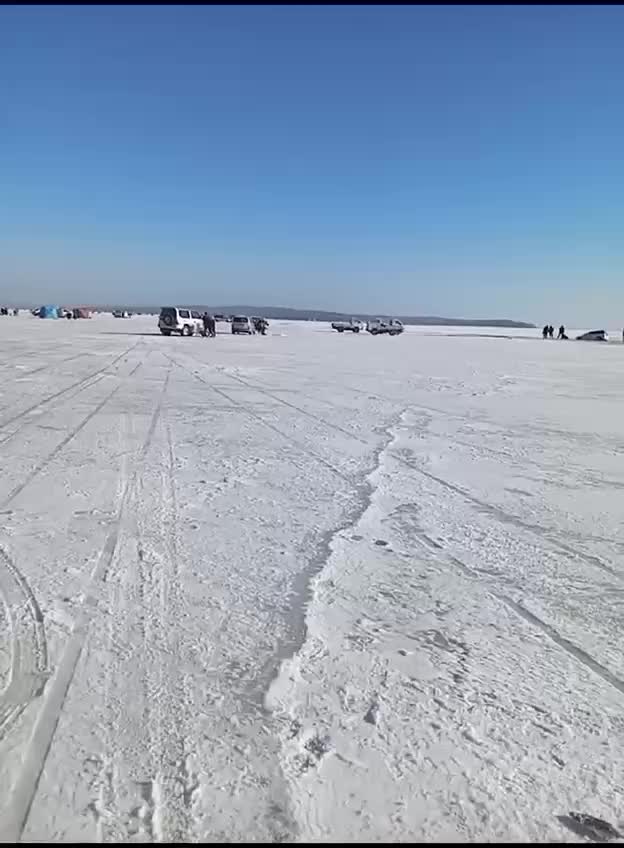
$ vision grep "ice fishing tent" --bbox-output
[39,305,59,319]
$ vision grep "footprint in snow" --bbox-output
[364,702,379,726]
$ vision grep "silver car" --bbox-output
[231,315,255,335]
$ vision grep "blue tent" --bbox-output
[39,305,59,319]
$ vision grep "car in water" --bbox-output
[576,329,608,342]
[158,307,203,336]
[231,315,256,335]
[366,318,404,336]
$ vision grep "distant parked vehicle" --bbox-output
[231,315,256,335]
[158,307,203,336]
[367,318,404,336]
[113,310,131,318]
[576,329,608,342]
[331,318,364,333]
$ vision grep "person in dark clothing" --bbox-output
[542,325,549,339]
[548,325,554,338]
[557,324,566,339]
[209,315,216,337]
[202,312,211,337]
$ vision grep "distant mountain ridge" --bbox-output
[97,304,536,328]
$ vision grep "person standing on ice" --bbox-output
[557,324,566,339]
[542,325,549,339]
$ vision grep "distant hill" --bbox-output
[98,304,535,329]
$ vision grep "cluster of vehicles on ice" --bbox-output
[158,308,269,337]
[157,308,403,338]
[331,318,405,335]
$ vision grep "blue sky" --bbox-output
[2,5,623,321]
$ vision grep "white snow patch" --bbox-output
[0,314,622,842]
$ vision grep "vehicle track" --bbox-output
[0,343,78,373]
[88,363,197,842]
[19,351,99,378]
[0,341,142,435]
[151,421,198,841]
[211,367,370,446]
[392,449,622,581]
[0,373,108,449]
[190,367,542,471]
[0,548,48,743]
[164,353,358,486]
[0,362,142,513]
[493,593,624,697]
[0,360,162,842]
[0,499,130,842]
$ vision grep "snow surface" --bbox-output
[1,313,624,842]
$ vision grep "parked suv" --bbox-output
[231,315,256,335]
[158,307,203,336]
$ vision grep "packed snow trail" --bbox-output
[1,314,623,841]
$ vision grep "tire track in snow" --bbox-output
[494,594,624,697]
[164,353,358,486]
[0,502,128,842]
[152,422,199,841]
[0,358,150,842]
[200,365,370,446]
[378,423,624,703]
[0,343,79,375]
[0,341,141,438]
[0,549,48,743]
[0,362,142,512]
[88,362,197,843]
[19,351,97,378]
[392,450,621,581]
[0,373,108,449]
[93,365,172,843]
[410,526,624,700]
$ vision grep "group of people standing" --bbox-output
[542,324,568,340]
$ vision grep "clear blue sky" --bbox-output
[2,5,623,322]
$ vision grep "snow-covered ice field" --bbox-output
[1,313,624,842]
